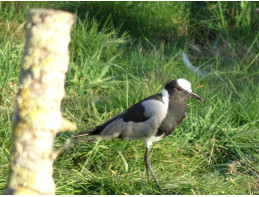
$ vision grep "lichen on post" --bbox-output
[3,9,76,195]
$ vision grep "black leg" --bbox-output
[144,147,150,181]
[144,147,161,191]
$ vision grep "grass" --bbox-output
[0,1,259,195]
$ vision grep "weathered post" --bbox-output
[3,9,76,195]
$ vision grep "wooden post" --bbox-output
[3,9,76,195]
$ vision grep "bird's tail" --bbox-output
[73,131,89,137]
[72,127,96,137]
[72,127,102,143]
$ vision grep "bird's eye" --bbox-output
[177,87,183,91]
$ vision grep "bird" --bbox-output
[73,78,202,190]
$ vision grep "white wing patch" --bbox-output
[177,78,192,93]
[141,99,167,120]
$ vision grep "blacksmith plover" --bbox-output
[73,78,202,190]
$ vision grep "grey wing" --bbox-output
[100,95,168,140]
[121,94,164,123]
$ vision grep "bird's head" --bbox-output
[165,79,202,101]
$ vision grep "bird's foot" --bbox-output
[150,172,164,194]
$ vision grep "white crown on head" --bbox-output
[176,79,192,93]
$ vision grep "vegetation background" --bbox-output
[0,1,258,194]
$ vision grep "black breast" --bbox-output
[156,99,187,137]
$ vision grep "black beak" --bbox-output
[190,92,202,101]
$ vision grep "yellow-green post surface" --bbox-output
[3,9,76,195]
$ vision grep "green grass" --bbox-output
[0,1,259,195]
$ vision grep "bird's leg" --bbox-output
[144,147,150,181]
[144,147,161,191]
